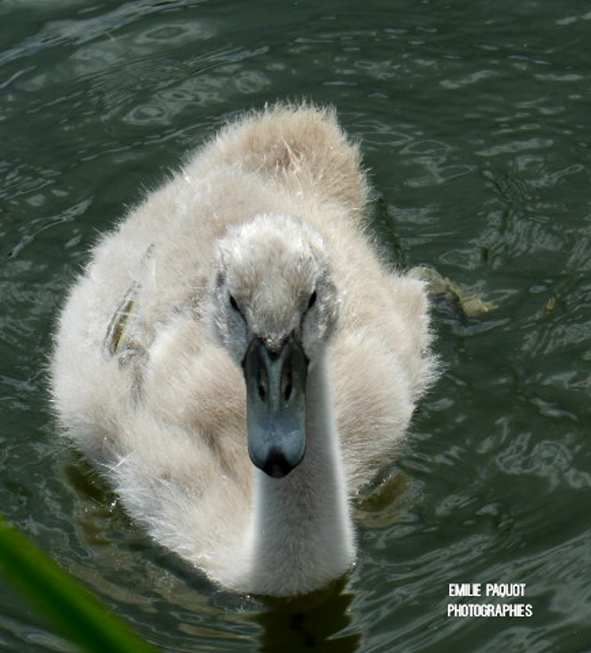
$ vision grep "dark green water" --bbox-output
[1,1,591,651]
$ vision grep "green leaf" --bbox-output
[0,516,159,653]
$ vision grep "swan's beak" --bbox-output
[243,335,308,478]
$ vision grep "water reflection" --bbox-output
[254,581,361,653]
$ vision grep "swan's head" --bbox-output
[210,214,338,479]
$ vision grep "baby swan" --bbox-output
[51,103,436,596]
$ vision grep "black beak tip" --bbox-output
[259,447,297,479]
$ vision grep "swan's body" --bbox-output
[51,104,436,596]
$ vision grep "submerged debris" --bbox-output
[409,265,497,319]
[354,470,410,529]
[544,296,558,315]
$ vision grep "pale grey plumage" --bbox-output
[51,103,437,596]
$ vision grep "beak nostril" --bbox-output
[283,367,293,402]
[255,356,268,402]
[284,382,292,402]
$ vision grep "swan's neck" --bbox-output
[248,352,355,596]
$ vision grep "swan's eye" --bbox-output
[307,291,317,310]
[229,294,240,312]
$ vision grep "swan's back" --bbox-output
[51,104,436,585]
